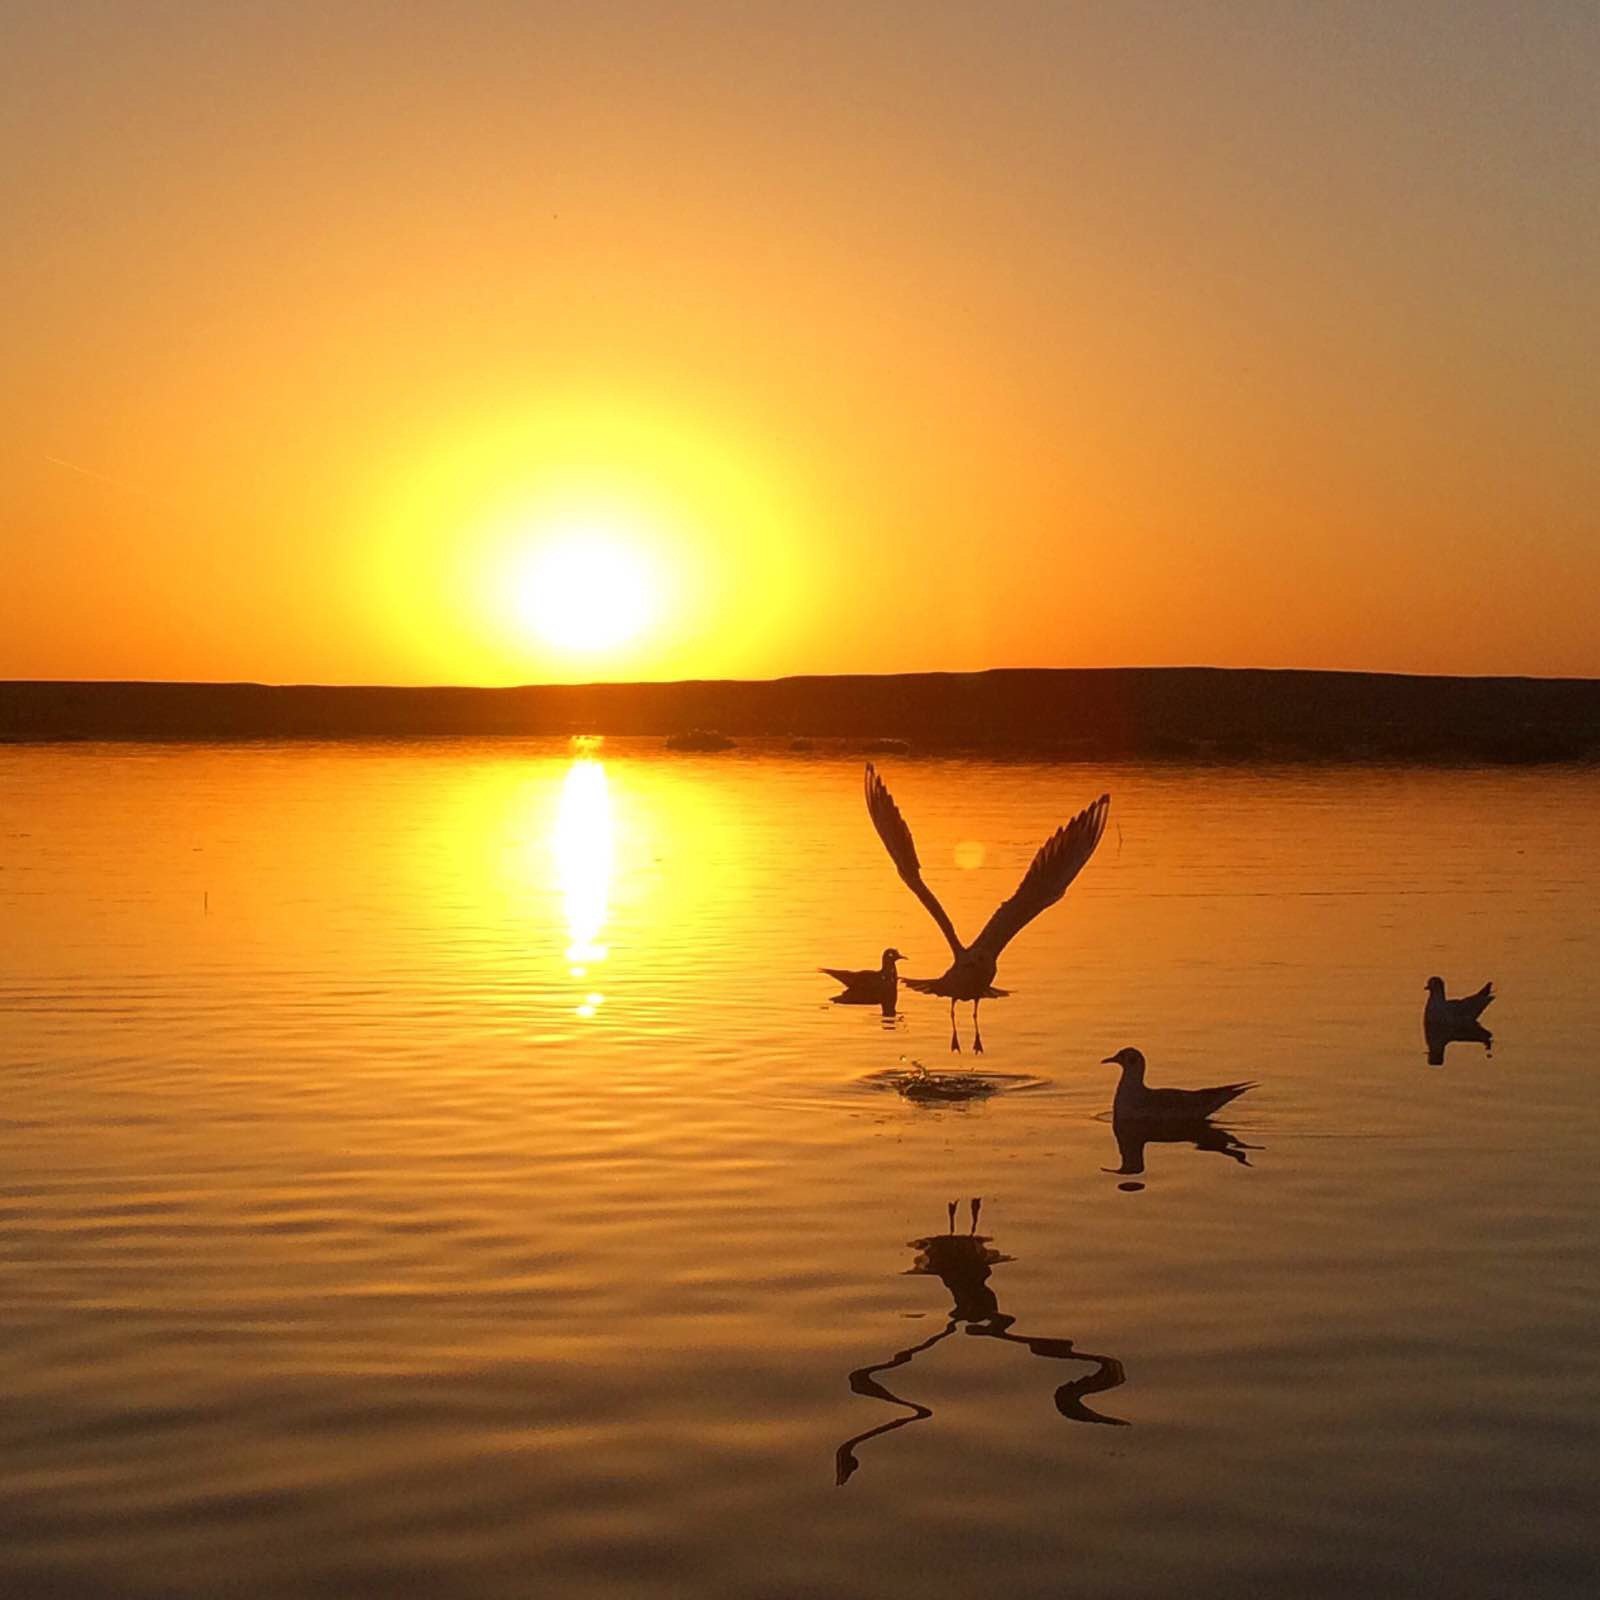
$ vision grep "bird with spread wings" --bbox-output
[863,763,1110,1052]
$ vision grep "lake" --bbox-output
[3,740,1598,1598]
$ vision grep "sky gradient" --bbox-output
[5,1,1597,683]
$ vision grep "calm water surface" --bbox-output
[3,741,1598,1598]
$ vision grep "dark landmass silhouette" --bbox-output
[3,669,1599,762]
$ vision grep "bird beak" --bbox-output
[1100,1054,1119,1064]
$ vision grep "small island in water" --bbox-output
[3,667,1598,763]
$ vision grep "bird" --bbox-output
[1099,1047,1256,1121]
[863,763,1110,1052]
[1423,977,1495,1065]
[820,947,906,1013]
[1424,976,1494,1027]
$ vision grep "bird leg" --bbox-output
[949,998,961,1052]
[972,1000,984,1055]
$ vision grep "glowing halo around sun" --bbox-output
[513,527,658,655]
[360,393,816,683]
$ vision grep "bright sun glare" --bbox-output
[515,528,657,654]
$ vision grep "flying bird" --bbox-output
[864,763,1110,1052]
[1424,976,1494,1027]
[820,947,906,1013]
[1100,1047,1256,1121]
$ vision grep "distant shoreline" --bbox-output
[3,669,1599,763]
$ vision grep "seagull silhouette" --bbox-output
[1100,1047,1256,1121]
[820,947,906,1013]
[1424,976,1494,1027]
[864,763,1110,1052]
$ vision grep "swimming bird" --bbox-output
[1100,1047,1256,1121]
[864,764,1110,1052]
[820,947,905,1013]
[1424,976,1494,1027]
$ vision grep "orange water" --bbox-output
[3,741,1597,1597]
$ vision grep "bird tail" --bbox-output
[899,978,1011,998]
[1207,1081,1258,1112]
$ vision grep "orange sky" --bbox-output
[4,3,1597,684]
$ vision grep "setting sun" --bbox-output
[515,527,658,655]
[353,393,813,684]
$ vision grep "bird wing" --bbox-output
[819,966,873,986]
[968,793,1110,962]
[864,764,963,958]
[1441,983,1493,1022]
[1135,1082,1255,1119]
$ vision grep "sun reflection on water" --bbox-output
[553,757,613,1014]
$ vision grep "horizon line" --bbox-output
[6,663,1600,691]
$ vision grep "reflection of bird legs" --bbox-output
[972,1000,984,1054]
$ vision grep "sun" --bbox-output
[513,526,658,654]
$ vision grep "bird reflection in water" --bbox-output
[1424,1015,1494,1066]
[1105,1113,1258,1186]
[553,753,613,1019]
[835,1199,1127,1486]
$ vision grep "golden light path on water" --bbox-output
[553,754,613,1018]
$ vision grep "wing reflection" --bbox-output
[1424,1015,1494,1066]
[1105,1112,1259,1179]
[553,756,613,1016]
[835,1199,1128,1485]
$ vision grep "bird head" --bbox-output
[1100,1047,1145,1071]
[1424,976,1445,995]
[882,948,906,966]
